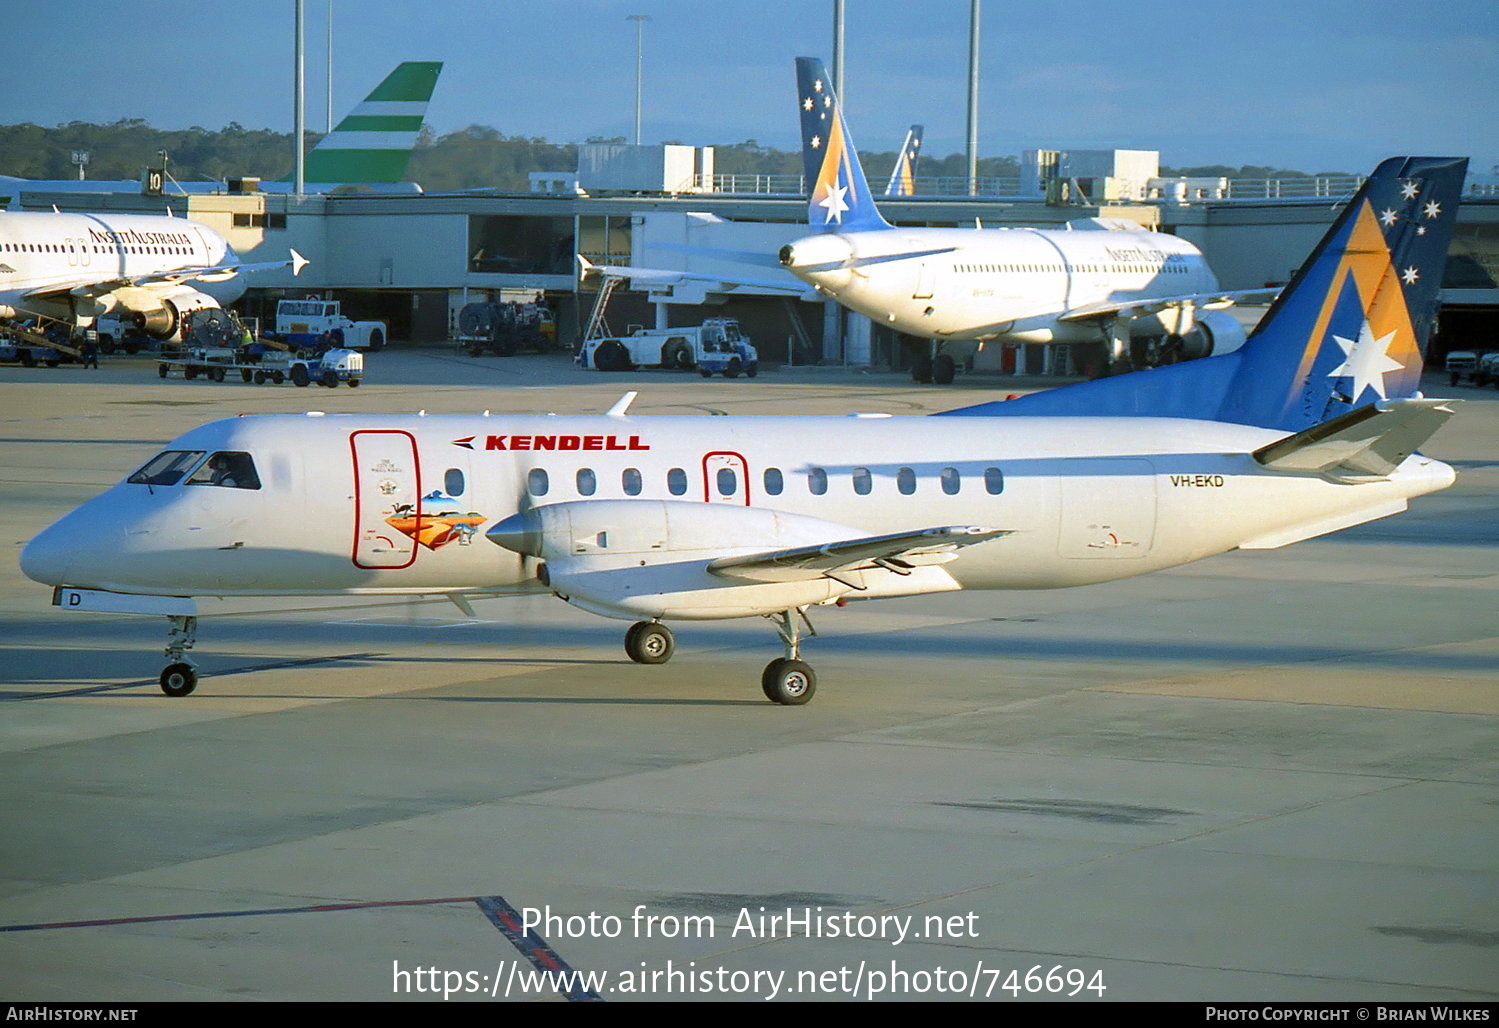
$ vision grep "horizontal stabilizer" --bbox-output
[1253,398,1460,481]
[709,525,1007,583]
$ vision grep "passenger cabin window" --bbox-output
[852,467,872,495]
[128,450,206,487]
[186,451,260,490]
[444,468,466,496]
[667,468,688,496]
[717,467,738,497]
[576,468,597,496]
[622,467,643,495]
[808,468,828,495]
[940,467,961,495]
[984,467,1004,494]
[763,467,784,495]
[527,468,549,496]
[897,467,916,495]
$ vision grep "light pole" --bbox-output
[626,14,651,146]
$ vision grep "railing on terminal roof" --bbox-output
[691,172,1499,203]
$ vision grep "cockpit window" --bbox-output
[128,450,206,486]
[185,451,261,490]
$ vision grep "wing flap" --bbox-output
[708,525,1008,583]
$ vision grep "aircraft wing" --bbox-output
[1253,397,1460,482]
[708,525,1008,584]
[1058,286,1282,324]
[21,249,309,302]
[578,254,814,299]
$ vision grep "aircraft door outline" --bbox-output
[351,429,421,570]
[702,451,751,506]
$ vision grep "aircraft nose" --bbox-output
[20,521,74,586]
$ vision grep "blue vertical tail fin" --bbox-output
[795,57,891,233]
[1216,156,1467,430]
[885,125,924,197]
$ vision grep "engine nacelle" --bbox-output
[114,286,221,341]
[487,500,869,620]
[1178,308,1249,360]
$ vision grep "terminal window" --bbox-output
[469,215,574,275]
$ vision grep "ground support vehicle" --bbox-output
[1446,349,1498,387]
[456,300,555,356]
[578,318,759,378]
[275,298,386,351]
[0,327,78,366]
[156,346,362,387]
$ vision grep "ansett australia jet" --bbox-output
[0,211,304,339]
[21,156,1467,705]
[780,57,1276,382]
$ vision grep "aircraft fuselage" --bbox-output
[781,225,1216,344]
[21,411,1454,620]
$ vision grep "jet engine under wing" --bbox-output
[708,525,1009,584]
[1253,397,1461,482]
[1057,287,1282,324]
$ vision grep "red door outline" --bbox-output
[351,429,422,569]
[702,450,750,506]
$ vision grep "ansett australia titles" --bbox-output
[522,905,979,947]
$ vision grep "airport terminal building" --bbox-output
[16,145,1499,369]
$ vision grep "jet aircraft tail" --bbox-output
[943,156,1469,432]
[796,57,891,233]
[885,125,924,197]
[281,61,443,185]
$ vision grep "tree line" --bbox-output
[0,119,1330,191]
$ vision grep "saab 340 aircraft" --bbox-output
[780,57,1278,381]
[0,211,305,339]
[21,155,1466,704]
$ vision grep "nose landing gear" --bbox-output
[160,615,198,696]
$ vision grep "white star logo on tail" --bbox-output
[818,182,850,224]
[1328,319,1404,400]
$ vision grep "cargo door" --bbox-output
[351,430,421,569]
[702,451,750,506]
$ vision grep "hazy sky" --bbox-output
[3,0,1495,175]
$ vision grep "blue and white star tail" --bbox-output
[1218,156,1467,430]
[885,125,924,197]
[795,57,891,233]
[943,156,1469,432]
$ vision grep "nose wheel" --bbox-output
[160,662,198,697]
[160,615,199,697]
[624,621,675,664]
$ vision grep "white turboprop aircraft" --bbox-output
[0,210,305,340]
[20,155,1466,705]
[780,57,1277,381]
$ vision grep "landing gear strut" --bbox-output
[160,615,198,697]
[625,621,674,664]
[761,607,817,705]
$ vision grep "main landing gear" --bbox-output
[160,615,199,697]
[761,607,817,705]
[621,607,821,705]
